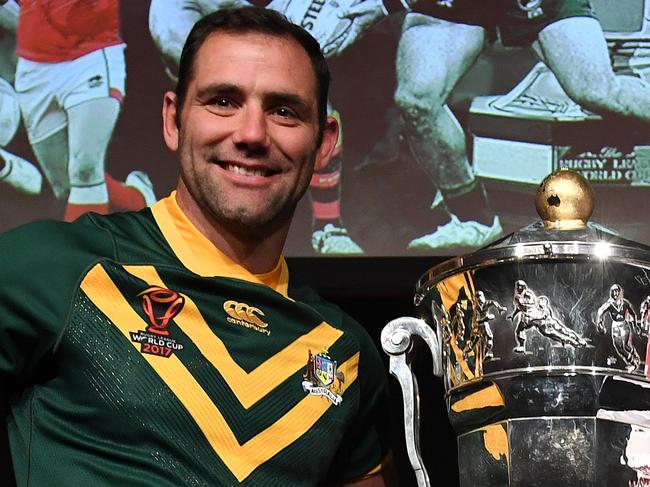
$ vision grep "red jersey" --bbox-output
[17,0,123,63]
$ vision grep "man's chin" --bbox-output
[218,207,294,241]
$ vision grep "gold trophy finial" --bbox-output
[535,168,594,230]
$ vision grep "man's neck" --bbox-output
[175,186,288,275]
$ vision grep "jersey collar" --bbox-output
[150,192,289,298]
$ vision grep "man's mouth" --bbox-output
[222,162,278,177]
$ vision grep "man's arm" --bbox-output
[595,302,609,333]
[148,0,250,69]
[342,463,398,486]
[343,475,388,486]
[325,337,396,486]
[331,0,427,57]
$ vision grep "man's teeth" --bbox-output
[225,164,269,177]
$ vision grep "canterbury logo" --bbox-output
[223,300,268,328]
[139,286,185,335]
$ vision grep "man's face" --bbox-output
[164,32,336,239]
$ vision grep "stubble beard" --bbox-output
[181,146,310,244]
[201,181,298,243]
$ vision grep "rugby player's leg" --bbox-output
[64,97,119,221]
[65,44,153,222]
[15,65,68,201]
[310,106,363,255]
[537,16,650,122]
[66,97,153,221]
[396,15,500,249]
[0,78,42,194]
[30,128,69,200]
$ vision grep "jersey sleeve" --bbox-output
[0,220,111,402]
[329,320,393,484]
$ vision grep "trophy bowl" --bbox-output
[382,169,650,486]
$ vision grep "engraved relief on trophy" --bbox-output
[432,272,486,386]
[430,260,650,388]
[509,279,589,355]
[464,290,507,369]
[595,283,649,373]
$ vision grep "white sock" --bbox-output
[0,147,42,195]
[68,182,109,204]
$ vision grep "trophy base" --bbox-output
[458,416,649,486]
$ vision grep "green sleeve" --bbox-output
[330,321,393,484]
[0,219,112,400]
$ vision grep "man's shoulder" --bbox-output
[288,282,378,350]
[0,217,106,285]
[1,217,99,254]
[0,209,156,275]
[1,212,124,254]
[82,207,158,241]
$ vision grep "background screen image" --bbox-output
[1,0,649,257]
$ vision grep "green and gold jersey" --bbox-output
[0,194,391,486]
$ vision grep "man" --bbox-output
[0,7,392,486]
[149,0,364,255]
[14,0,155,221]
[332,0,650,249]
[638,294,650,376]
[464,290,506,362]
[596,283,642,372]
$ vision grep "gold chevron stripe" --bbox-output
[123,265,343,408]
[80,264,358,481]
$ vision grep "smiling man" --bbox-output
[0,7,393,487]
[165,20,333,271]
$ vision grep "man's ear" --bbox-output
[162,91,179,152]
[314,115,339,172]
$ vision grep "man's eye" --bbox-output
[214,98,231,107]
[274,107,295,118]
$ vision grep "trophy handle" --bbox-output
[381,317,442,487]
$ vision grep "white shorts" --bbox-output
[15,43,126,143]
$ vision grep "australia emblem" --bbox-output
[129,286,185,358]
[302,349,343,406]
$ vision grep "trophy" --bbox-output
[382,169,650,486]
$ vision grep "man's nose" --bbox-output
[232,106,269,150]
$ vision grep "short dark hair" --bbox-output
[175,7,330,136]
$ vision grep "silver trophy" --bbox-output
[383,169,650,486]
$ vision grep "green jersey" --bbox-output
[0,195,391,486]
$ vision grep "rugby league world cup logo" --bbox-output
[129,286,185,357]
[140,286,185,335]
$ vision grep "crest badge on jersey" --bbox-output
[129,286,185,358]
[314,353,336,387]
[302,349,343,406]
